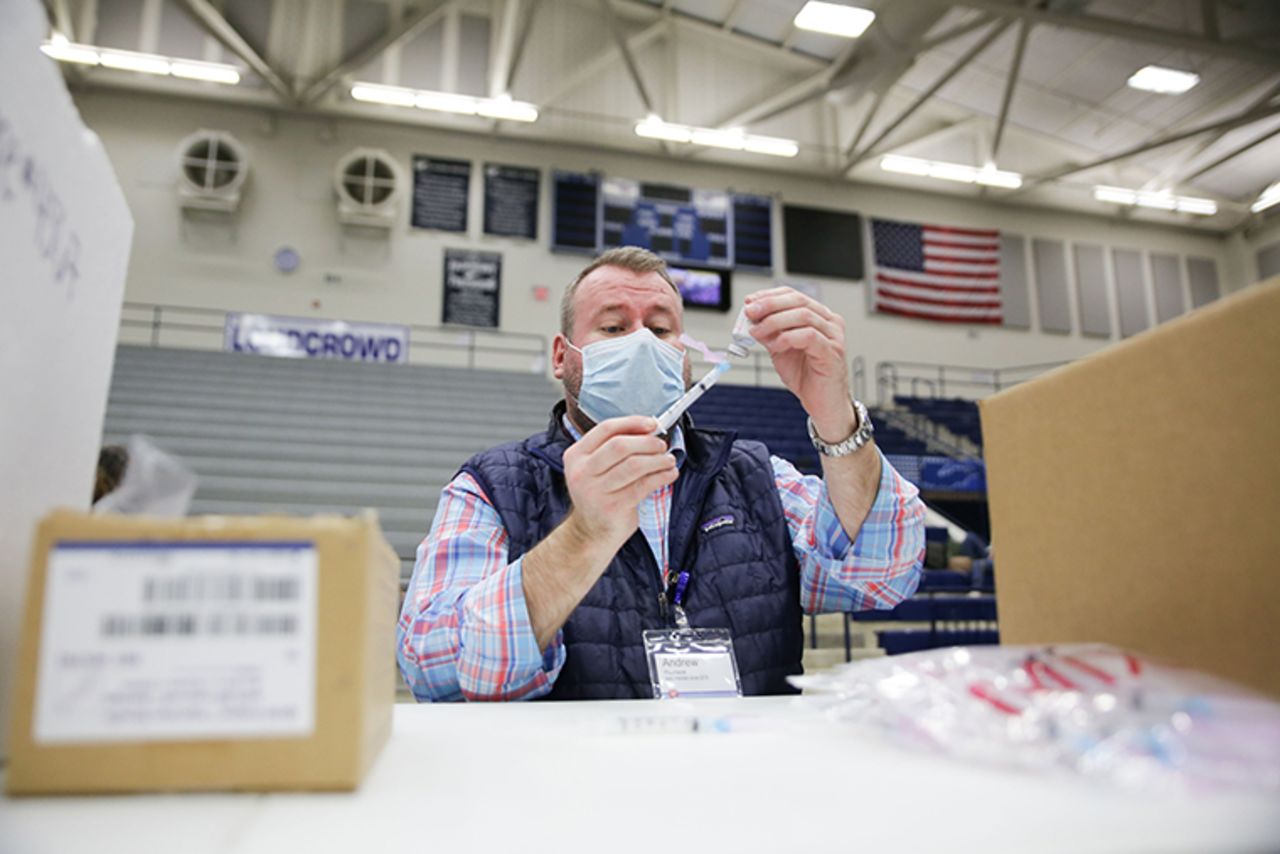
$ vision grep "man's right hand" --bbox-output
[562,415,678,547]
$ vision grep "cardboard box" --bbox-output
[980,278,1280,699]
[6,510,400,795]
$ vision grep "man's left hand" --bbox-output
[745,287,856,441]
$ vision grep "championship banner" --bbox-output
[442,249,502,329]
[224,313,409,363]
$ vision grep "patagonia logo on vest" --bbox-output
[700,514,735,534]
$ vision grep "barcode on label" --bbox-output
[142,575,300,602]
[101,613,298,637]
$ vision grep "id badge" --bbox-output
[642,628,743,700]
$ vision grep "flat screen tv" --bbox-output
[782,204,865,280]
[668,265,731,312]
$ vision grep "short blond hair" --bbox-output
[561,247,679,336]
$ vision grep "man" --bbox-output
[398,247,925,701]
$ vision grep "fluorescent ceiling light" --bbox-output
[475,94,539,123]
[351,83,417,107]
[1249,181,1279,213]
[1252,182,1280,214]
[1134,192,1177,211]
[42,41,242,86]
[170,59,240,84]
[415,90,479,115]
[975,165,1023,189]
[1093,185,1136,205]
[929,161,978,184]
[743,135,800,158]
[634,116,797,157]
[1174,197,1217,215]
[880,154,930,176]
[40,40,99,65]
[1093,185,1216,216]
[690,127,746,151]
[880,155,1022,189]
[98,48,171,75]
[350,82,540,123]
[1127,65,1199,95]
[794,2,876,38]
[635,116,693,143]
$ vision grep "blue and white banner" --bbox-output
[224,313,409,363]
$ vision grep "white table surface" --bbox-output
[3,696,1278,854]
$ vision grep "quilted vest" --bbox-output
[458,403,804,699]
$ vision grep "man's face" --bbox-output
[553,266,692,430]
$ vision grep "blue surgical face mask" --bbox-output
[567,328,686,424]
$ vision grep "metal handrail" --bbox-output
[119,301,549,371]
[876,358,1072,404]
[851,355,866,402]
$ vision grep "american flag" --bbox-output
[871,218,1002,324]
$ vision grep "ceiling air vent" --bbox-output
[176,129,248,213]
[334,147,402,228]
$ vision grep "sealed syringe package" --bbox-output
[790,644,1280,794]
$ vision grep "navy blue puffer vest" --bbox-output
[459,403,805,700]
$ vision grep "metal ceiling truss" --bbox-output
[539,18,665,107]
[1181,123,1280,184]
[842,89,886,160]
[175,0,293,102]
[927,0,1280,69]
[989,17,1030,165]
[298,0,456,105]
[710,44,859,130]
[1155,80,1280,189]
[43,0,75,40]
[502,0,540,95]
[1016,99,1280,192]
[710,11,1001,133]
[58,0,1279,223]
[844,18,1014,173]
[488,0,523,98]
[611,0,823,69]
[918,12,997,52]
[599,0,658,115]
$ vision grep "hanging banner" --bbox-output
[442,249,502,329]
[411,156,470,232]
[224,313,409,363]
[483,163,539,239]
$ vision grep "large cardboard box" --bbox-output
[980,278,1280,699]
[6,511,400,795]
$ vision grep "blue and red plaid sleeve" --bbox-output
[396,473,565,702]
[771,449,925,614]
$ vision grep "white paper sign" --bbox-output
[653,651,741,699]
[33,542,318,744]
[1,0,135,757]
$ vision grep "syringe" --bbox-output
[655,361,730,435]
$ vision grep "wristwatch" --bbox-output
[807,400,874,457]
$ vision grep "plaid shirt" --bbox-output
[397,424,925,702]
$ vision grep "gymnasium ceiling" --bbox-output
[40,0,1280,231]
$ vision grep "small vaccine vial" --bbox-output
[727,305,757,358]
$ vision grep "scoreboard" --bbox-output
[552,170,773,273]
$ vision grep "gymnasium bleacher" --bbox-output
[103,343,997,659]
[103,344,559,584]
[688,383,931,475]
[894,395,984,449]
[686,378,1001,659]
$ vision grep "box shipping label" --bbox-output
[33,541,318,744]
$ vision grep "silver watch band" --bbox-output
[807,400,874,457]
